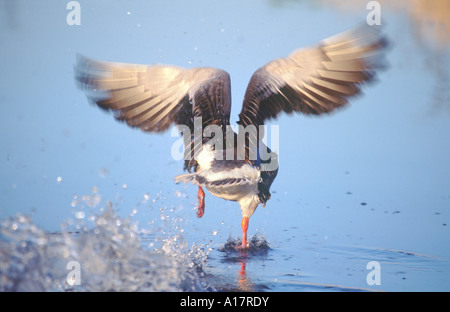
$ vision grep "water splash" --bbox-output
[218,235,271,262]
[0,189,213,292]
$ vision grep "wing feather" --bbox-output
[75,55,232,171]
[238,24,388,128]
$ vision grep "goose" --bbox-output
[75,25,387,248]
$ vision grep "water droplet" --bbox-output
[98,168,109,177]
[75,211,85,219]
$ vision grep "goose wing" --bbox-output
[238,25,388,159]
[75,56,232,171]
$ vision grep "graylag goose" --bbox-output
[75,24,387,248]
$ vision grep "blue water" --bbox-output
[1,187,449,292]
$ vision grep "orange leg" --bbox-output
[240,216,249,248]
[197,186,205,218]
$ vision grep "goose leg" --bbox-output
[197,186,205,218]
[241,216,249,248]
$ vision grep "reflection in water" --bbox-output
[238,262,248,291]
[218,236,271,291]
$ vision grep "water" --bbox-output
[1,188,449,292]
[0,193,210,292]
[1,0,450,293]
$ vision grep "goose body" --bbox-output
[175,142,262,218]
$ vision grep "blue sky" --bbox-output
[1,0,449,257]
